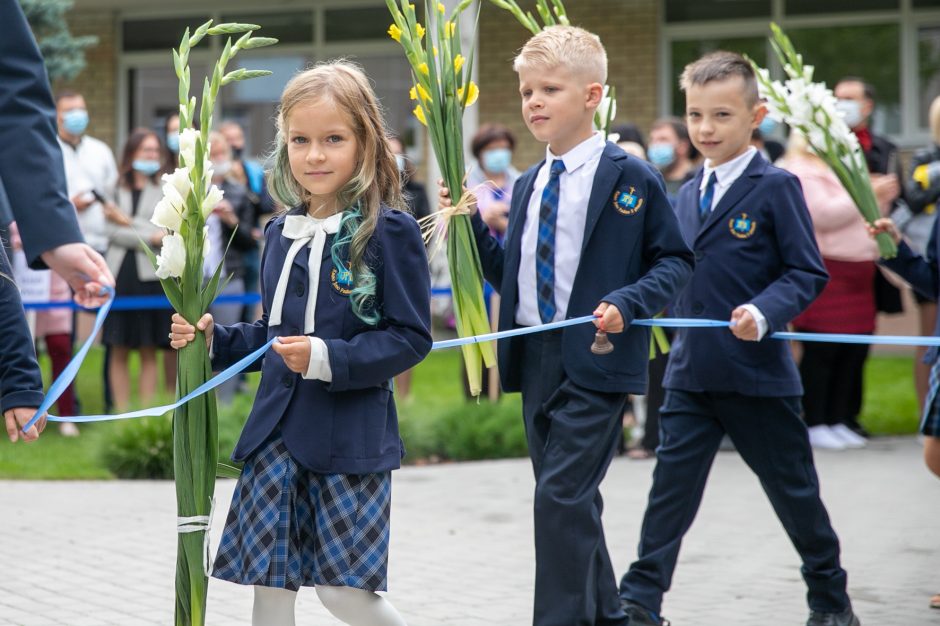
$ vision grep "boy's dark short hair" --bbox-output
[679,51,759,106]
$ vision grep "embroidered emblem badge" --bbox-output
[729,213,757,239]
[613,187,643,216]
[330,266,353,295]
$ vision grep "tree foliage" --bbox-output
[18,0,98,82]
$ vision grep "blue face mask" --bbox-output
[62,109,89,135]
[758,116,778,136]
[132,159,162,176]
[166,132,180,153]
[482,148,512,174]
[647,142,675,169]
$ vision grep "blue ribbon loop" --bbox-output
[23,293,940,431]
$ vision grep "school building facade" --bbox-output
[65,0,940,175]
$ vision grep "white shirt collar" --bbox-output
[700,146,758,191]
[544,131,606,175]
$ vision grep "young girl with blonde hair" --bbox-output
[170,60,432,626]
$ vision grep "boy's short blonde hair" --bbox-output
[680,51,759,107]
[513,25,607,85]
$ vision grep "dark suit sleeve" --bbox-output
[210,221,274,372]
[324,211,432,391]
[0,0,84,266]
[0,248,44,413]
[601,168,694,324]
[749,175,829,333]
[881,223,940,302]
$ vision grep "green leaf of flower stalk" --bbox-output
[179,27,191,58]
[206,22,259,36]
[535,0,555,26]
[550,0,569,24]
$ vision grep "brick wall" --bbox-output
[478,0,660,169]
[60,9,119,153]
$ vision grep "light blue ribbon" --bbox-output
[23,299,940,430]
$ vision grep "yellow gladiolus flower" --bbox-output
[416,23,425,39]
[445,21,456,38]
[409,86,417,100]
[433,46,438,57]
[418,62,430,76]
[438,2,445,13]
[457,81,479,107]
[416,83,431,103]
[388,24,403,42]
[413,104,427,126]
[453,54,465,73]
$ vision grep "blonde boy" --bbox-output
[466,25,693,626]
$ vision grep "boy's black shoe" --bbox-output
[806,607,860,626]
[622,600,670,625]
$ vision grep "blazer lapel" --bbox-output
[580,144,622,255]
[697,153,766,239]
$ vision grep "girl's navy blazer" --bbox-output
[211,207,433,475]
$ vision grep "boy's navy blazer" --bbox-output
[472,142,694,395]
[211,207,433,475]
[664,152,828,397]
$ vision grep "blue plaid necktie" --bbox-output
[536,159,566,323]
[700,171,717,221]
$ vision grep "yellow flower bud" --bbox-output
[409,86,418,101]
[457,81,479,107]
[418,62,430,76]
[438,2,445,14]
[413,104,428,126]
[388,24,403,42]
[454,54,465,73]
[416,23,425,40]
[446,21,456,38]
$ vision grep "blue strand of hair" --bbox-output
[330,202,380,325]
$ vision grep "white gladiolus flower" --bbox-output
[161,167,192,201]
[155,232,186,279]
[203,185,224,217]
[178,128,199,167]
[151,196,184,232]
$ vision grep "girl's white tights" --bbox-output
[253,585,408,626]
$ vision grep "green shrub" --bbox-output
[101,415,174,479]
[436,398,527,460]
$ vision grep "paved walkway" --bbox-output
[1,437,938,625]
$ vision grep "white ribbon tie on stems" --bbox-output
[177,497,216,576]
[269,213,343,334]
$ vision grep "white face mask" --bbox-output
[836,99,864,129]
[212,160,232,177]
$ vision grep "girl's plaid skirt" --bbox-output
[921,360,940,438]
[212,433,392,592]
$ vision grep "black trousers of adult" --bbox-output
[798,339,870,428]
[520,330,630,626]
[619,390,849,616]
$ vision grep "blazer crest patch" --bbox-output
[613,187,643,216]
[729,213,757,239]
[331,266,353,295]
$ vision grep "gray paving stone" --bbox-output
[0,437,937,625]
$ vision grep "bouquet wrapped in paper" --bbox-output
[146,21,276,625]
[386,0,495,395]
[749,23,896,259]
